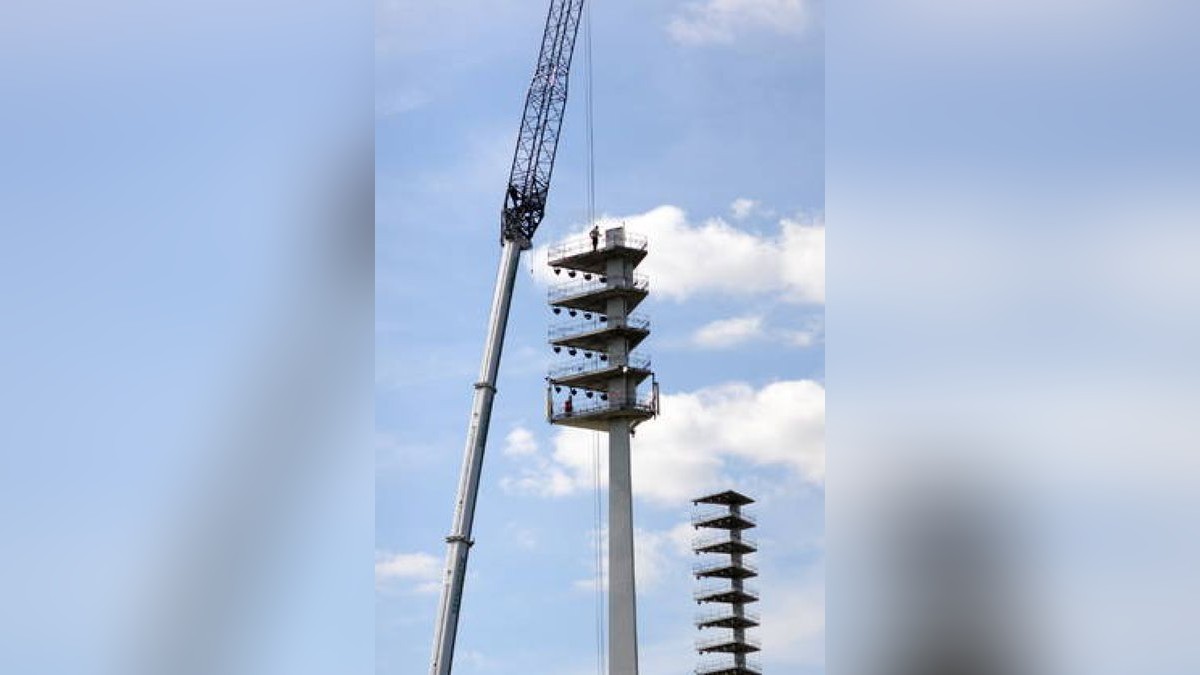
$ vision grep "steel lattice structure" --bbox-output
[501,0,586,245]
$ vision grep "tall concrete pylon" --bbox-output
[546,226,658,674]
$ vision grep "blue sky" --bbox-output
[376,1,824,673]
[10,1,1200,674]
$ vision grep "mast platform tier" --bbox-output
[549,313,650,352]
[694,559,758,580]
[547,229,648,272]
[696,611,761,630]
[547,390,657,431]
[693,490,756,507]
[696,659,763,675]
[697,634,762,654]
[693,535,758,555]
[547,274,649,314]
[547,389,657,429]
[549,357,653,391]
[693,509,757,531]
[694,585,760,605]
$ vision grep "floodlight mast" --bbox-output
[429,2,586,675]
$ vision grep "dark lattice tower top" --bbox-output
[693,490,761,675]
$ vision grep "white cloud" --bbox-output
[500,463,576,497]
[413,581,441,595]
[502,426,538,457]
[567,541,826,673]
[632,565,825,675]
[535,205,824,304]
[757,561,825,666]
[458,650,490,669]
[779,216,825,303]
[781,314,825,348]
[573,523,695,592]
[499,429,578,497]
[375,87,431,118]
[503,379,824,505]
[375,551,441,594]
[693,314,765,348]
[692,313,824,350]
[669,0,809,46]
[499,426,581,497]
[632,379,826,500]
[786,328,817,347]
[514,528,538,550]
[731,197,759,220]
[504,522,540,551]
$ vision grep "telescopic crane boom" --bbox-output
[429,2,586,674]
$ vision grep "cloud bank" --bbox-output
[502,379,824,505]
[668,0,809,46]
[534,205,824,304]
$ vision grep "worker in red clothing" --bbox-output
[564,395,574,416]
[589,224,600,251]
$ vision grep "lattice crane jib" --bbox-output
[501,0,586,246]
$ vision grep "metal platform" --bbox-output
[549,360,653,391]
[548,396,657,432]
[694,559,758,580]
[696,658,762,675]
[548,275,649,313]
[547,231,648,273]
[693,535,758,555]
[694,585,760,605]
[697,634,762,654]
[693,490,756,507]
[549,318,650,352]
[695,611,761,630]
[693,509,757,530]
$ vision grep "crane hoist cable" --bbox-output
[581,4,606,675]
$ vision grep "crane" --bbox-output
[429,2,587,674]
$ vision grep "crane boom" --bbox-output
[429,2,586,674]
[502,0,587,245]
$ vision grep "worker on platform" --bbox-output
[564,395,574,416]
[589,224,600,251]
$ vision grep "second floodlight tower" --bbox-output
[546,226,659,675]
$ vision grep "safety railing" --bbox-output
[547,230,648,262]
[696,634,762,651]
[693,559,757,576]
[548,312,650,339]
[693,534,758,551]
[695,610,761,626]
[693,583,760,602]
[692,509,757,526]
[549,389,657,420]
[695,657,762,675]
[549,352,651,379]
[548,273,649,303]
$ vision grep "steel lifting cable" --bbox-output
[583,4,605,675]
[585,2,597,233]
[592,429,604,675]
